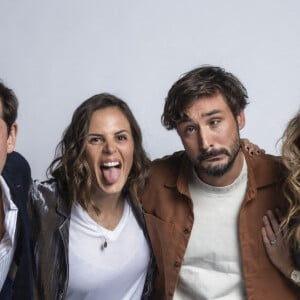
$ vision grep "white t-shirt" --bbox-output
[66,199,150,300]
[174,159,248,300]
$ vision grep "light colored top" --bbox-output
[174,159,248,300]
[0,175,18,290]
[66,199,150,300]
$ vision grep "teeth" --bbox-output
[102,161,120,167]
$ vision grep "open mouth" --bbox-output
[102,161,120,168]
[101,161,122,184]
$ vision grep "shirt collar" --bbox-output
[0,175,17,211]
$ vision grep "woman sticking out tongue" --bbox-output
[29,94,154,300]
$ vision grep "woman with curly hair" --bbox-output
[29,93,154,299]
[262,110,300,287]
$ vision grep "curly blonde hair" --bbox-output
[280,111,300,248]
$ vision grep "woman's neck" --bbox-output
[87,192,125,230]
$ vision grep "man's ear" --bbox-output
[237,110,245,130]
[7,123,17,154]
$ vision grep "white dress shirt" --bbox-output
[0,175,18,290]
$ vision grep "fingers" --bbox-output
[262,227,272,250]
[266,210,280,233]
[262,210,288,247]
[274,208,283,223]
[262,211,278,245]
[263,210,282,246]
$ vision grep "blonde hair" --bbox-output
[280,111,300,248]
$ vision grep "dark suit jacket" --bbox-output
[0,152,33,300]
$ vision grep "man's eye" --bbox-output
[185,126,196,133]
[210,119,221,127]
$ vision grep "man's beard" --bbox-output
[195,136,241,177]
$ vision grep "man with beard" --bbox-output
[142,66,299,299]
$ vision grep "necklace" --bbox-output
[101,238,108,250]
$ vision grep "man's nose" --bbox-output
[198,128,212,150]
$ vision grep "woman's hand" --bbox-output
[261,209,294,278]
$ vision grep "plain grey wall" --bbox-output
[0,0,299,179]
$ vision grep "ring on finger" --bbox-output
[270,239,277,245]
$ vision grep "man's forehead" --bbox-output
[185,97,227,114]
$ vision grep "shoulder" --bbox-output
[243,149,284,186]
[29,179,60,212]
[4,151,31,174]
[2,151,31,191]
[144,150,189,197]
[30,179,58,199]
[150,150,185,174]
[244,150,282,172]
[3,151,31,176]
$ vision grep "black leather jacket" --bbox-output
[29,180,155,300]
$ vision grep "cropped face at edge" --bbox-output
[85,107,134,198]
[0,100,16,174]
[176,93,245,180]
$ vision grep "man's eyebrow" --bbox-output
[202,109,222,117]
[177,109,223,125]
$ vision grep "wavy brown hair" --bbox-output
[162,65,249,130]
[48,93,150,211]
[280,111,300,248]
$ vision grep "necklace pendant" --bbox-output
[103,240,107,248]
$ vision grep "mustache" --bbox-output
[197,148,230,162]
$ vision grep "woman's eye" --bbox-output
[117,135,127,141]
[89,137,103,144]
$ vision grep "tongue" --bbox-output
[102,167,121,184]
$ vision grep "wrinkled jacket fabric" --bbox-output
[29,180,155,300]
[142,149,300,300]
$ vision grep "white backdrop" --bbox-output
[0,0,299,179]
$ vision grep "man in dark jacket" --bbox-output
[0,81,32,299]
